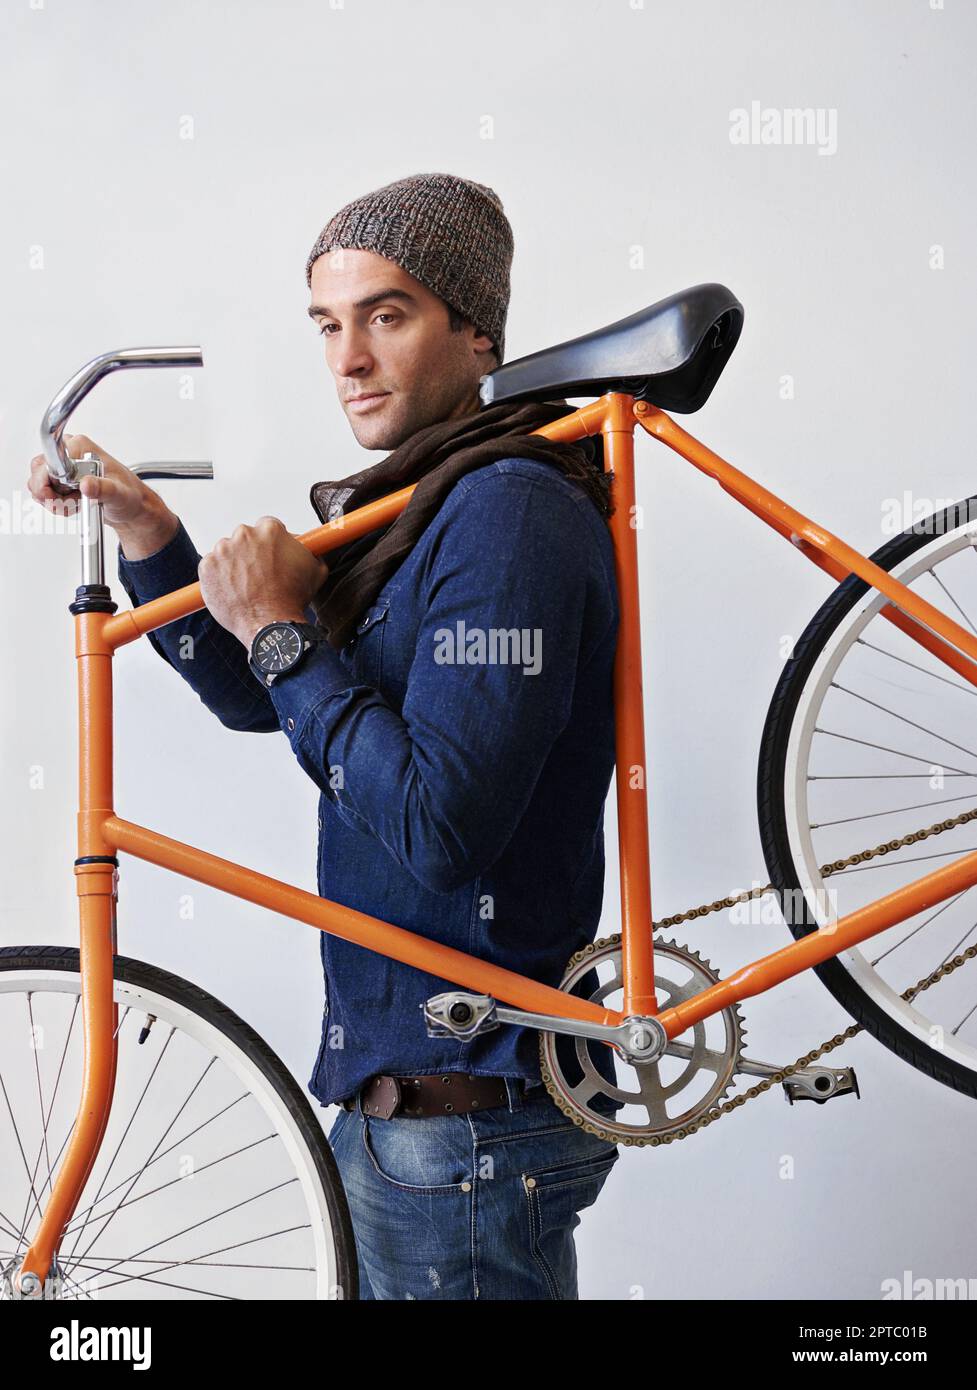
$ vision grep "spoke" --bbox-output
[0,1211,25,1247]
[812,793,977,829]
[0,1069,47,1250]
[8,1251,240,1301]
[940,919,977,970]
[810,773,977,780]
[18,1005,133,1250]
[18,995,80,1243]
[60,1023,187,1275]
[830,682,977,764]
[20,1119,77,1249]
[927,568,977,637]
[59,1010,170,1273]
[60,1269,96,1300]
[952,999,977,1037]
[1,1249,314,1271]
[62,1133,277,1237]
[27,995,55,1201]
[61,1042,215,1282]
[61,1093,251,1236]
[830,847,977,875]
[814,728,975,776]
[77,1267,239,1299]
[856,636,977,698]
[71,1183,303,1288]
[2,1235,314,1299]
[868,890,971,967]
[95,1225,316,1295]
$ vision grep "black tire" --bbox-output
[757,495,977,1100]
[0,944,358,1298]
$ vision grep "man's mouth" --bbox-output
[346,392,391,414]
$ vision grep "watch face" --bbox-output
[253,624,303,676]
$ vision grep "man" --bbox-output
[36,172,622,1299]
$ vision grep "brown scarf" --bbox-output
[308,400,613,650]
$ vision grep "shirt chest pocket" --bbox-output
[344,599,391,687]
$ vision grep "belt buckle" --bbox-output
[361,1074,403,1120]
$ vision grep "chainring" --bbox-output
[539,933,746,1146]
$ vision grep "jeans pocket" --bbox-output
[523,1143,619,1194]
[521,1143,619,1299]
[361,1114,473,1195]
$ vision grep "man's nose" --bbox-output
[331,329,374,379]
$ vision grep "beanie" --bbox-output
[305,171,513,364]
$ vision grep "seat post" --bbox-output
[602,394,657,1017]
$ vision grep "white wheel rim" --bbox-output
[0,966,344,1300]
[783,523,977,1076]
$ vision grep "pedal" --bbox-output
[422,991,499,1041]
[783,1066,860,1106]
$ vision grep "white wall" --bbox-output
[2,0,975,1300]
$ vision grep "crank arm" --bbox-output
[667,1036,859,1103]
[735,1049,860,1104]
[663,1039,785,1078]
[422,991,667,1063]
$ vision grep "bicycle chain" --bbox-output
[540,803,977,1146]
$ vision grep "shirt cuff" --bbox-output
[116,519,201,602]
[265,638,354,743]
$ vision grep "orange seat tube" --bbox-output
[602,395,657,1015]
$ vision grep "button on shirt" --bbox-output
[115,457,620,1107]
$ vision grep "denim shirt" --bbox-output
[115,457,620,1107]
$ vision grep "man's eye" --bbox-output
[317,314,397,336]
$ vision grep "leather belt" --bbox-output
[342,1072,534,1119]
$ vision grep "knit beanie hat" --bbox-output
[305,172,514,364]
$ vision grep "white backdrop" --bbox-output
[2,0,975,1300]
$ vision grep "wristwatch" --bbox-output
[248,620,326,687]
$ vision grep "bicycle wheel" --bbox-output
[758,496,977,1099]
[0,946,357,1299]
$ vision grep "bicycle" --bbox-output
[7,283,977,1300]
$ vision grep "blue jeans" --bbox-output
[327,1079,620,1300]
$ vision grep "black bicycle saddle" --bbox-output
[479,283,744,413]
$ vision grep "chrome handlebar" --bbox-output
[128,463,214,481]
[40,347,213,593]
[41,346,211,489]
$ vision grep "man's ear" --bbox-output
[471,328,497,371]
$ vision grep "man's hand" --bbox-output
[198,517,330,648]
[28,434,181,560]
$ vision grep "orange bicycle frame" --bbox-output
[20,389,977,1286]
